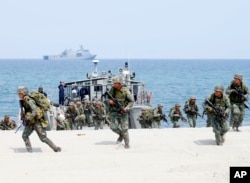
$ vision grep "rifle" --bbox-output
[190,110,203,118]
[0,122,12,130]
[180,116,187,122]
[91,106,104,120]
[160,114,168,123]
[205,99,228,127]
[15,100,26,133]
[231,85,250,110]
[104,91,126,113]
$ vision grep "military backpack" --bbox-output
[28,91,50,112]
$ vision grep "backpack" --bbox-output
[29,91,50,112]
[168,107,175,118]
[146,108,155,121]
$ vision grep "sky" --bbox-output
[1,0,250,59]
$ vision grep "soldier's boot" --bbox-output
[44,139,61,152]
[25,140,32,153]
[123,131,130,149]
[215,134,222,146]
[117,133,124,143]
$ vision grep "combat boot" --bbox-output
[117,134,124,143]
[125,144,130,149]
[44,138,61,152]
[25,140,32,153]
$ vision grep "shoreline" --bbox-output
[1,126,250,183]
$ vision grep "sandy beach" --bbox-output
[1,126,250,183]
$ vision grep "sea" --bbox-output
[1,59,250,128]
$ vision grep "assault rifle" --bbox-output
[180,115,187,122]
[15,100,26,133]
[205,99,228,127]
[190,110,203,118]
[0,122,11,130]
[104,91,126,113]
[91,106,104,120]
[160,114,168,123]
[231,85,250,110]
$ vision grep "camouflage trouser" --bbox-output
[187,114,197,128]
[110,113,129,145]
[94,119,104,130]
[22,121,59,152]
[211,116,229,145]
[206,113,212,127]
[152,121,161,128]
[230,103,245,129]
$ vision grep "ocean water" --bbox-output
[1,59,249,128]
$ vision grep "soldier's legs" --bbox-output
[34,122,61,152]
[120,115,129,148]
[110,115,122,140]
[22,125,34,152]
[188,117,194,128]
[212,118,225,145]
[172,120,180,128]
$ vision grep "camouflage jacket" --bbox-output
[108,86,134,113]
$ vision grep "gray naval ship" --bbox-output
[46,60,153,130]
[43,45,96,60]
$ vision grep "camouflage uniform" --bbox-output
[137,108,152,128]
[203,85,230,145]
[65,102,78,130]
[169,104,183,128]
[17,86,61,153]
[75,101,86,129]
[92,101,106,130]
[83,101,94,127]
[108,77,134,148]
[226,74,249,131]
[0,115,16,130]
[183,96,199,128]
[152,104,164,128]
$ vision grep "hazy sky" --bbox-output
[1,0,250,59]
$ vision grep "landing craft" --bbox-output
[44,60,153,130]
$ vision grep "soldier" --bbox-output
[108,76,134,149]
[0,115,16,130]
[152,104,165,128]
[17,86,61,152]
[84,101,94,127]
[183,96,199,128]
[75,101,86,129]
[137,108,152,128]
[226,74,249,131]
[202,103,213,127]
[65,102,78,130]
[169,104,186,128]
[92,101,106,130]
[203,85,230,146]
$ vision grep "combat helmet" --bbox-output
[190,96,196,100]
[17,86,29,95]
[175,103,181,107]
[214,84,224,92]
[157,104,163,108]
[112,76,123,84]
[234,73,243,81]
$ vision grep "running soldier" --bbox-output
[107,76,134,149]
[17,86,61,152]
[183,96,199,128]
[203,85,230,146]
[226,74,249,131]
